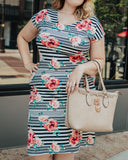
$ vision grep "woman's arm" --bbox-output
[17,19,40,73]
[78,36,105,76]
[66,37,105,95]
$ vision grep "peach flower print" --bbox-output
[86,135,94,144]
[89,26,96,34]
[44,14,51,21]
[29,86,42,103]
[49,98,59,108]
[33,136,42,146]
[41,74,50,80]
[56,22,65,30]
[34,93,41,101]
[38,115,49,122]
[70,36,81,46]
[50,142,60,152]
[50,57,60,69]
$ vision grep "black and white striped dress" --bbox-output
[27,8,105,156]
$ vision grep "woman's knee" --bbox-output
[29,154,53,160]
[53,153,75,160]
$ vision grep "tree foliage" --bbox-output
[94,0,127,43]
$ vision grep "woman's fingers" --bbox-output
[75,81,79,91]
[70,81,76,94]
[32,63,39,72]
[66,81,78,95]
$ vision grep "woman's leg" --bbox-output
[29,154,53,160]
[53,153,75,160]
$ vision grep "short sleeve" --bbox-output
[31,9,48,30]
[89,16,105,42]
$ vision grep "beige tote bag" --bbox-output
[65,60,120,132]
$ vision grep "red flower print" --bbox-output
[76,19,92,31]
[49,98,59,108]
[86,135,94,144]
[69,135,80,146]
[69,129,82,146]
[50,142,60,152]
[29,87,38,103]
[44,118,58,131]
[35,14,44,23]
[82,19,92,30]
[29,86,42,103]
[41,37,59,48]
[72,130,82,139]
[45,77,59,90]
[76,23,84,31]
[76,51,81,54]
[69,54,86,64]
[35,9,48,23]
[28,129,35,148]
[56,22,65,30]
[50,58,60,69]
[39,9,48,15]
[44,15,51,21]
[72,130,80,135]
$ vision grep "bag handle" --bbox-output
[92,59,102,90]
[84,60,107,94]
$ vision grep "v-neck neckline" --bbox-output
[54,9,82,26]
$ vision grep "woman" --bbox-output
[17,0,105,160]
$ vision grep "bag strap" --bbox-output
[92,59,102,90]
[84,60,107,94]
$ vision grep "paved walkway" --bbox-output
[0,49,32,85]
[107,150,128,160]
[0,131,128,160]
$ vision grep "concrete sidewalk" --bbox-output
[0,131,128,160]
[0,49,32,84]
[107,150,128,160]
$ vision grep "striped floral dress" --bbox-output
[27,8,105,156]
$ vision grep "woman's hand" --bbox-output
[24,62,40,74]
[66,65,85,95]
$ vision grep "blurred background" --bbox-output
[0,0,128,85]
[0,0,128,159]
